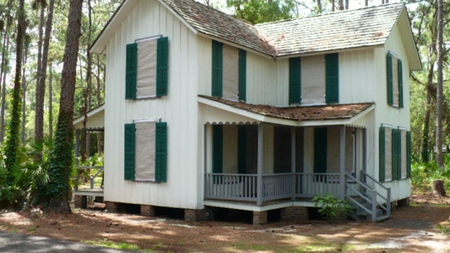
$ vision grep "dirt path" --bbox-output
[0,193,449,252]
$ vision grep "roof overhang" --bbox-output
[198,96,375,127]
[398,6,422,71]
[73,104,105,130]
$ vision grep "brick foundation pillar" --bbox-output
[141,205,155,216]
[104,201,119,213]
[185,209,205,222]
[253,211,267,225]
[74,195,87,209]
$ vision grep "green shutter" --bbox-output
[406,131,412,178]
[156,37,169,97]
[379,126,386,182]
[289,57,301,104]
[314,128,327,174]
[238,49,247,101]
[212,125,223,173]
[398,59,403,108]
[212,41,223,97]
[238,125,247,174]
[392,129,401,180]
[126,43,138,99]
[386,53,393,106]
[325,53,339,104]
[155,122,168,183]
[124,123,136,181]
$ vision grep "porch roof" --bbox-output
[198,95,375,127]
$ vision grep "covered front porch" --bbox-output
[203,123,364,206]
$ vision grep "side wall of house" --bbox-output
[373,22,412,201]
[103,0,202,209]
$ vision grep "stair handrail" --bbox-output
[345,172,377,222]
[360,170,391,218]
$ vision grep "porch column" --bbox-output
[291,128,296,200]
[257,124,264,206]
[339,126,346,199]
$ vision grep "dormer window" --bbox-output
[386,51,403,108]
[211,40,247,101]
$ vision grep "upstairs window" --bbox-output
[211,40,247,101]
[124,120,167,182]
[386,51,403,108]
[379,125,411,182]
[126,36,169,99]
[289,53,339,105]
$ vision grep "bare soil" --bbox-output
[1,192,450,253]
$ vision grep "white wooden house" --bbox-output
[90,0,421,224]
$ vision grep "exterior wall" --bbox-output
[103,0,201,208]
[372,23,412,201]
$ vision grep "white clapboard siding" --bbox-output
[103,0,201,209]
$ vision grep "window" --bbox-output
[124,120,167,182]
[289,53,339,105]
[211,40,247,101]
[379,125,411,182]
[126,36,169,99]
[386,51,403,108]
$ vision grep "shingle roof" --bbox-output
[163,0,277,56]
[163,0,404,57]
[199,95,374,121]
[256,3,404,56]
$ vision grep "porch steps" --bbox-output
[349,196,390,222]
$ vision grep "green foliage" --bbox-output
[226,0,295,24]
[411,161,450,192]
[312,194,353,222]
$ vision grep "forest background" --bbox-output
[0,0,448,211]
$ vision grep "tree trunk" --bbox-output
[433,180,447,197]
[35,0,56,157]
[48,65,53,138]
[44,0,83,213]
[21,46,28,144]
[4,0,25,172]
[0,26,10,142]
[436,0,444,168]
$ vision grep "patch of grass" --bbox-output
[437,222,450,234]
[85,238,142,251]
[28,226,37,233]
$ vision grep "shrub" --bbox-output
[312,194,353,222]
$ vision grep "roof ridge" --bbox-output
[256,2,404,27]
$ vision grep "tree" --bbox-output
[4,0,25,173]
[435,0,444,169]
[40,0,83,212]
[226,0,296,24]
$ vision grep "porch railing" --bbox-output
[205,172,344,203]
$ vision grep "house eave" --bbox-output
[73,104,105,129]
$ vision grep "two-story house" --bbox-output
[89,0,421,224]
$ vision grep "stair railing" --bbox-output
[360,170,391,218]
[345,172,377,222]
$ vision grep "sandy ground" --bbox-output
[0,192,449,252]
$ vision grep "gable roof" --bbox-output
[256,3,402,56]
[91,0,420,69]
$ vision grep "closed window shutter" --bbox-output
[155,122,168,182]
[289,57,301,104]
[212,125,223,173]
[314,128,327,174]
[212,41,223,97]
[386,53,393,106]
[398,59,403,108]
[379,126,386,182]
[238,125,247,174]
[406,131,412,178]
[325,53,339,104]
[238,49,247,101]
[156,37,169,97]
[392,129,401,180]
[126,43,138,99]
[124,123,136,180]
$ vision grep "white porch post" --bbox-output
[291,127,296,200]
[340,126,346,199]
[257,123,264,206]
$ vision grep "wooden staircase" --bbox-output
[345,171,391,222]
